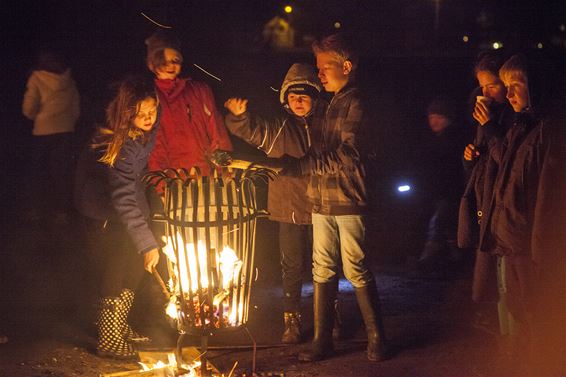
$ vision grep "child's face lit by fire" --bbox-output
[133,97,158,132]
[288,93,313,117]
[154,48,182,80]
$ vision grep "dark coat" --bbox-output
[74,127,159,254]
[479,111,566,264]
[225,104,321,224]
[462,103,514,302]
[298,84,370,216]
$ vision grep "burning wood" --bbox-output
[100,348,218,377]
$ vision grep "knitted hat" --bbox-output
[285,84,320,102]
[426,96,455,119]
[145,31,182,64]
[280,63,322,105]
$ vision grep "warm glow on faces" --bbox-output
[501,72,529,112]
[287,93,313,117]
[316,51,351,93]
[154,48,182,80]
[428,114,451,134]
[476,71,507,104]
[133,97,158,132]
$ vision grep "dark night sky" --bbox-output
[1,0,565,186]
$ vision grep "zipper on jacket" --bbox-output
[304,122,311,148]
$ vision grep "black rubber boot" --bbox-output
[281,312,302,344]
[97,296,137,359]
[329,278,342,340]
[119,289,150,343]
[298,281,336,362]
[355,282,388,362]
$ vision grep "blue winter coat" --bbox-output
[74,123,159,254]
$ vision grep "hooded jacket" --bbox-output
[22,69,80,136]
[225,63,323,224]
[149,77,232,174]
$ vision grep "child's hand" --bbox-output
[224,98,248,116]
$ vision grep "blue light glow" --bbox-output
[398,185,411,192]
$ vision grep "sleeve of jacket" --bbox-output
[108,142,158,254]
[22,73,40,120]
[299,97,363,175]
[201,84,233,153]
[530,123,566,267]
[225,112,288,158]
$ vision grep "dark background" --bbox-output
[2,0,565,257]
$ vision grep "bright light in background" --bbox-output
[560,24,565,32]
[492,41,503,49]
[398,185,411,193]
[334,21,341,29]
[462,35,469,43]
[284,5,292,14]
[537,42,544,49]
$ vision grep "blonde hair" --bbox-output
[94,77,157,166]
[499,54,528,86]
[312,33,358,72]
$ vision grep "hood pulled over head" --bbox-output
[280,63,322,106]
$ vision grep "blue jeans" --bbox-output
[311,213,373,288]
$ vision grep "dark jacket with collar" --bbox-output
[74,125,159,254]
[478,111,564,263]
[298,84,370,216]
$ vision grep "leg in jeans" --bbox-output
[311,214,340,284]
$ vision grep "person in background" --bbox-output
[22,47,80,224]
[225,63,336,344]
[145,30,232,174]
[74,77,161,359]
[415,97,466,274]
[461,50,514,338]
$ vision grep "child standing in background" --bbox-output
[22,47,80,223]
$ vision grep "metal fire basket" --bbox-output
[144,167,269,373]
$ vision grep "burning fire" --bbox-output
[161,233,245,328]
[139,352,202,377]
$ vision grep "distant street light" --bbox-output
[462,35,469,43]
[334,21,341,29]
[284,5,293,14]
[492,41,503,49]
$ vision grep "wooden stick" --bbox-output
[151,267,171,300]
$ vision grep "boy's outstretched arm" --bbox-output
[224,97,289,158]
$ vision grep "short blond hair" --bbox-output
[312,33,358,72]
[499,54,528,85]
